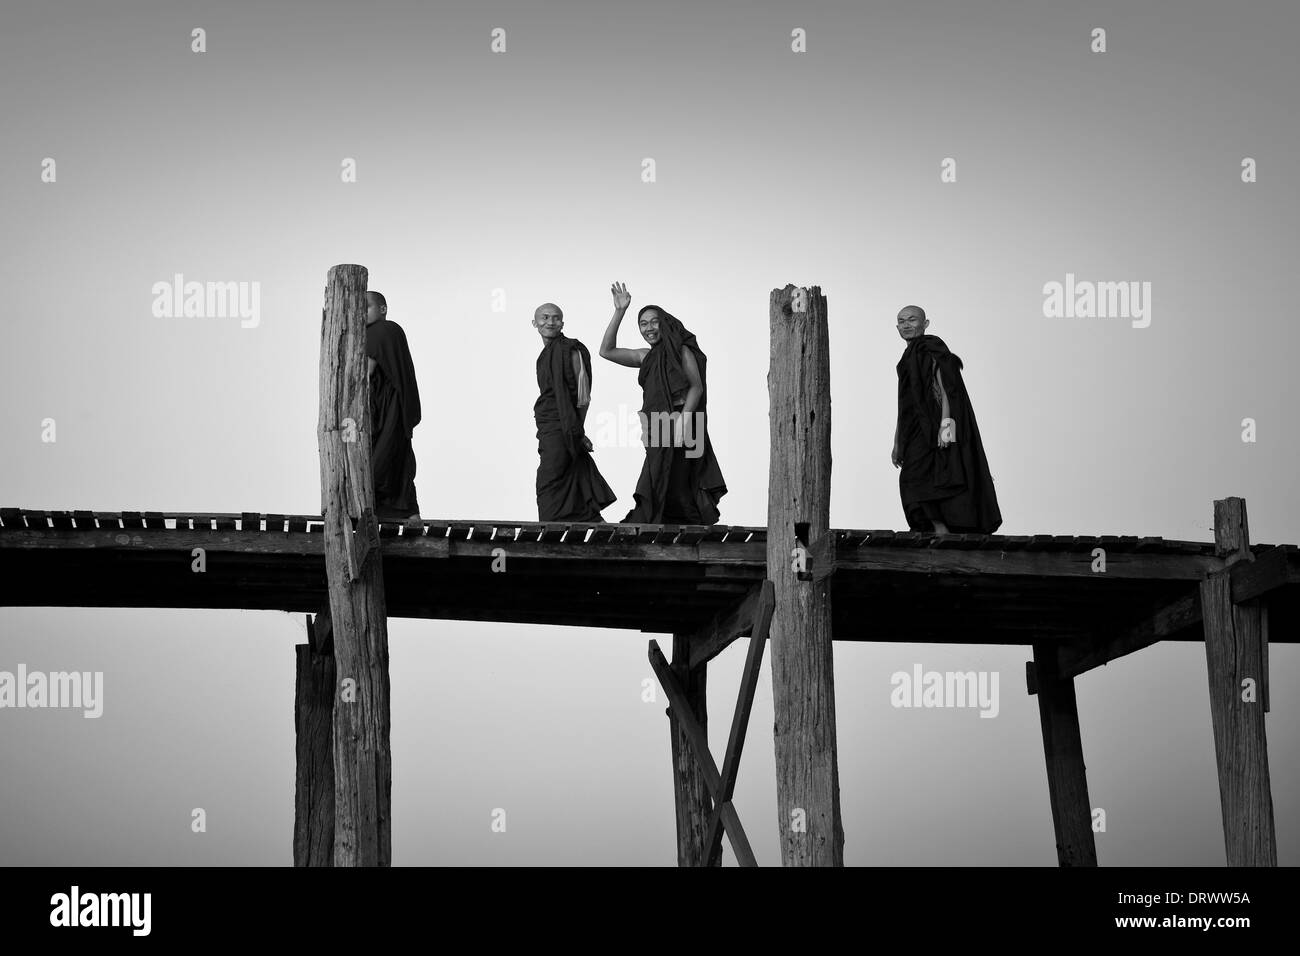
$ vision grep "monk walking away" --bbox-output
[364,291,422,526]
[600,282,727,525]
[532,302,616,522]
[892,305,1001,534]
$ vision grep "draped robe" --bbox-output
[622,309,727,525]
[896,333,1001,533]
[534,334,616,522]
[365,318,421,519]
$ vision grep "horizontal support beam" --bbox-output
[833,546,1222,581]
[688,583,763,670]
[1230,546,1297,603]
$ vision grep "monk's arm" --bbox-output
[573,352,591,427]
[680,348,703,415]
[368,357,377,377]
[935,366,955,445]
[599,305,646,368]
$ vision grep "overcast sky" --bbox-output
[1,0,1296,865]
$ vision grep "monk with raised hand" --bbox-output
[893,304,1001,534]
[599,281,727,525]
[364,290,422,528]
[532,301,616,522]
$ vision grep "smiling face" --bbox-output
[896,305,928,342]
[533,303,563,340]
[638,308,662,345]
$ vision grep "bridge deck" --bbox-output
[2,509,1296,642]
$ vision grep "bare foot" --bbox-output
[932,520,950,534]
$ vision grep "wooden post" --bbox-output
[1201,497,1276,865]
[1030,642,1098,866]
[294,613,335,867]
[668,632,714,866]
[767,285,843,866]
[319,264,393,867]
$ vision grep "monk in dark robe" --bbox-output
[532,302,617,522]
[364,291,422,526]
[600,282,727,525]
[893,305,1001,534]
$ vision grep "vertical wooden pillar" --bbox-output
[1031,642,1097,866]
[767,284,843,866]
[319,264,393,866]
[668,632,714,866]
[294,611,335,866]
[1201,497,1276,865]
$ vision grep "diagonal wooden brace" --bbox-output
[649,638,758,866]
[701,580,775,866]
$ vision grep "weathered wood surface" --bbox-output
[1201,498,1275,866]
[1031,641,1097,866]
[668,633,713,867]
[319,263,392,867]
[294,615,335,867]
[767,285,843,867]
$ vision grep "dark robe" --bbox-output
[365,318,421,520]
[534,334,616,522]
[623,307,727,525]
[895,334,1001,533]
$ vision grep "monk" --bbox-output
[364,291,422,527]
[600,282,727,525]
[892,305,1001,534]
[532,302,617,522]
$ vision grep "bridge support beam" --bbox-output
[767,284,843,866]
[667,632,713,866]
[1202,497,1276,865]
[294,610,335,866]
[1030,641,1097,866]
[319,263,393,866]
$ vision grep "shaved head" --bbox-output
[534,302,563,322]
[896,304,929,343]
[533,301,564,340]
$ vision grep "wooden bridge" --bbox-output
[2,268,1293,867]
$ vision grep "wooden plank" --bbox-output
[447,522,473,541]
[94,512,122,530]
[561,525,594,544]
[72,510,96,529]
[0,509,25,529]
[701,527,729,543]
[767,283,841,867]
[538,524,566,543]
[266,514,287,533]
[832,545,1220,581]
[1031,642,1098,866]
[49,511,74,530]
[215,516,236,531]
[589,526,614,544]
[189,516,208,531]
[242,512,261,532]
[1230,546,1296,603]
[120,511,143,529]
[319,261,391,867]
[839,530,869,547]
[654,526,682,545]
[288,515,307,533]
[1201,497,1275,866]
[636,526,661,544]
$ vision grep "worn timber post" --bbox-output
[767,284,843,866]
[1201,497,1276,865]
[1030,642,1098,866]
[668,632,713,866]
[319,263,393,867]
[294,610,336,866]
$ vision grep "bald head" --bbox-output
[896,304,928,343]
[533,302,564,340]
